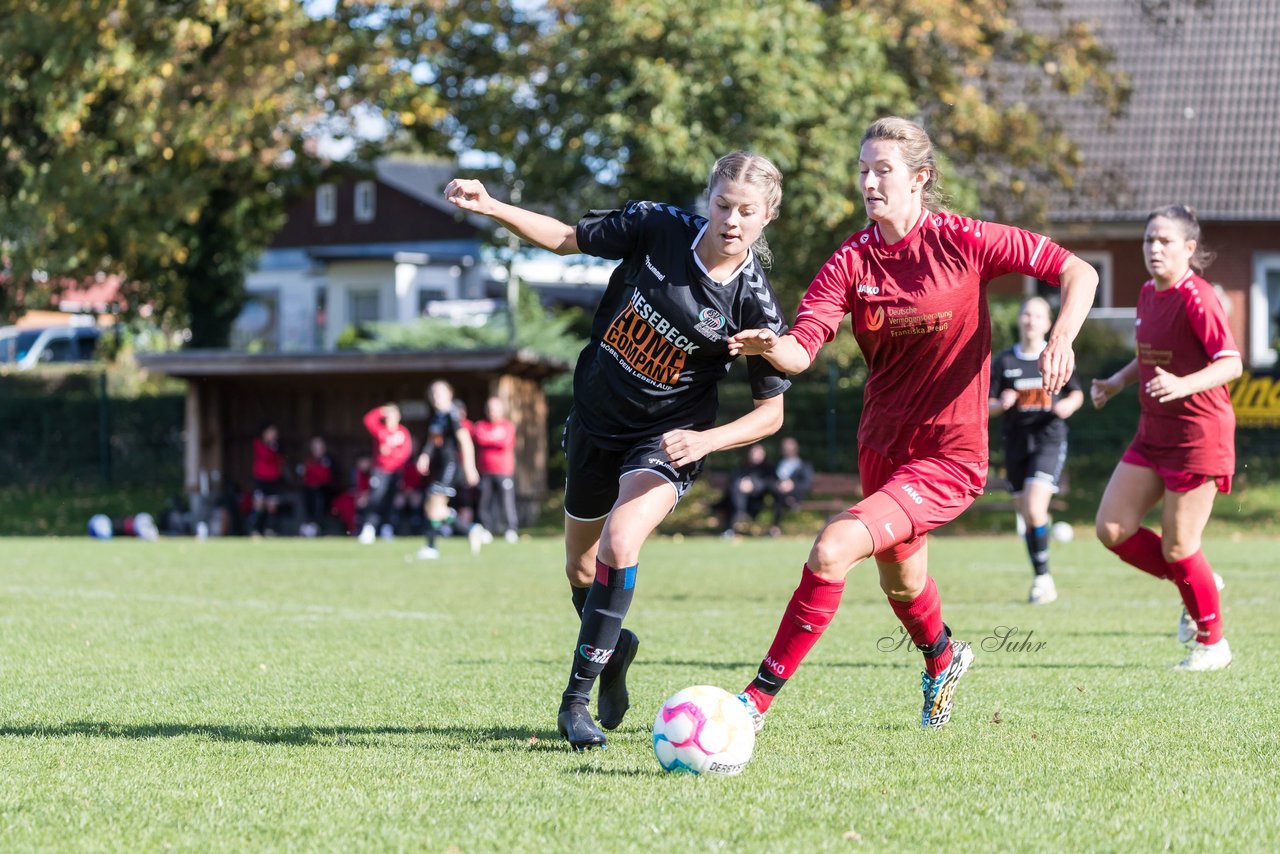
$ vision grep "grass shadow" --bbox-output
[0,721,564,751]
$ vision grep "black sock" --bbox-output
[561,560,636,710]
[426,518,441,548]
[571,584,588,618]
[750,668,787,697]
[1025,524,1050,576]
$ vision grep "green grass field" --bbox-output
[2,533,1278,851]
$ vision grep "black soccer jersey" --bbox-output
[425,404,465,463]
[571,200,791,447]
[990,345,1081,445]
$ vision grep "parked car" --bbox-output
[0,325,102,369]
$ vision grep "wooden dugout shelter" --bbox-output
[137,348,568,517]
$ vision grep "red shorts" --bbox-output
[847,447,987,562]
[1121,445,1232,494]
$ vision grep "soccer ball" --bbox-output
[1051,521,1074,543]
[652,685,755,776]
[88,514,113,540]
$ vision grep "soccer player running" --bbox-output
[728,117,1097,730]
[415,379,481,559]
[445,152,791,750]
[1092,205,1241,671]
[990,296,1084,604]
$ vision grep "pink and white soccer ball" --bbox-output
[652,685,755,776]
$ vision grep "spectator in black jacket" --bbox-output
[720,444,774,538]
[765,437,814,536]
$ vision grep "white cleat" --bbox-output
[379,523,395,541]
[1177,572,1225,643]
[357,524,376,545]
[416,545,440,560]
[504,529,519,544]
[735,692,766,734]
[468,525,485,556]
[1175,637,1232,671]
[1028,574,1058,605]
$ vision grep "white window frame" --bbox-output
[315,183,337,226]
[348,288,381,326]
[1023,250,1112,309]
[1250,252,1280,368]
[354,180,376,223]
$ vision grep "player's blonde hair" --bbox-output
[1146,204,1215,273]
[707,151,783,268]
[861,117,947,211]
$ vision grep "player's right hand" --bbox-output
[444,178,494,215]
[1090,376,1121,409]
[727,328,776,357]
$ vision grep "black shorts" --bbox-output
[428,453,460,498]
[1005,438,1067,494]
[562,412,704,521]
[253,478,283,499]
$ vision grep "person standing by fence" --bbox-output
[359,404,414,544]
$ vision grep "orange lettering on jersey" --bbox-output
[602,303,686,387]
[864,305,885,331]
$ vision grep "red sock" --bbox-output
[888,577,952,676]
[1168,551,1223,644]
[745,565,845,713]
[1107,528,1171,580]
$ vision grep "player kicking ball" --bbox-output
[446,153,791,749]
[729,117,1097,731]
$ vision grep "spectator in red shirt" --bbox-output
[1093,205,1242,672]
[250,422,286,537]
[729,116,1097,731]
[471,396,519,543]
[359,403,414,544]
[299,436,336,537]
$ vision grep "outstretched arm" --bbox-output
[1091,358,1139,409]
[727,331,813,374]
[1145,356,1242,404]
[444,178,579,255]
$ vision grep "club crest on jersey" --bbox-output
[864,305,885,332]
[695,307,727,341]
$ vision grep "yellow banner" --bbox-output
[1231,371,1280,428]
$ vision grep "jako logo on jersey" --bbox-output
[578,644,614,665]
[763,655,787,675]
[864,305,885,331]
[695,307,727,340]
[856,282,880,296]
[900,484,925,505]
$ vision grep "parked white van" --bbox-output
[0,325,102,369]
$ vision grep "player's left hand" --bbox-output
[1146,366,1190,403]
[727,329,776,357]
[660,430,714,468]
[1039,337,1075,394]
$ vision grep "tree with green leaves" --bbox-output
[0,0,429,346]
[358,0,1127,310]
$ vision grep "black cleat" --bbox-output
[597,629,638,730]
[557,704,607,751]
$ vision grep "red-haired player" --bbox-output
[1092,205,1241,671]
[729,117,1098,730]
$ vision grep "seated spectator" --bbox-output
[299,436,337,537]
[719,444,773,538]
[764,437,814,536]
[332,455,372,536]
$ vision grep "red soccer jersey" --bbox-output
[362,408,414,473]
[252,438,284,481]
[789,211,1071,461]
[471,418,516,476]
[1133,271,1238,474]
[302,456,334,489]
